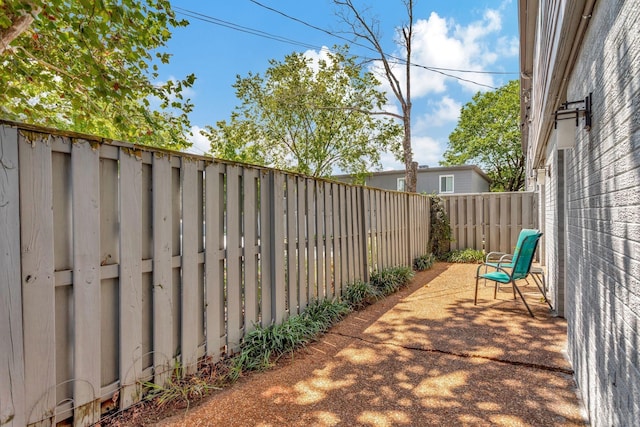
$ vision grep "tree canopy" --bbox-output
[202,46,402,181]
[0,0,195,148]
[441,79,524,191]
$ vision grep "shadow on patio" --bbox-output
[161,263,586,427]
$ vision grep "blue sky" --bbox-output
[162,0,519,170]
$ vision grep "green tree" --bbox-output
[0,1,195,148]
[441,79,524,192]
[202,46,402,181]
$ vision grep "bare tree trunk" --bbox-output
[335,0,417,191]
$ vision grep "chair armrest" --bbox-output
[485,251,512,262]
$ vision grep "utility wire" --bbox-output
[174,4,513,90]
[249,0,517,77]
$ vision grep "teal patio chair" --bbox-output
[474,230,543,317]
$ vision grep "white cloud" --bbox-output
[182,125,211,156]
[303,46,332,72]
[412,135,444,167]
[372,7,509,99]
[415,96,461,133]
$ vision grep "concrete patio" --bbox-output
[161,262,587,426]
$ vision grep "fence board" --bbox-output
[181,159,199,374]
[306,179,316,302]
[118,149,143,409]
[338,185,348,295]
[244,169,259,329]
[316,183,325,301]
[72,140,101,425]
[324,182,334,298]
[344,186,354,284]
[152,154,173,385]
[259,170,273,327]
[205,162,224,360]
[19,133,57,426]
[0,127,25,427]
[272,172,287,323]
[297,178,307,311]
[286,175,297,315]
[226,165,242,353]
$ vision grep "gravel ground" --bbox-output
[158,262,587,427]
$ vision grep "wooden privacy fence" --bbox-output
[441,192,538,254]
[0,122,431,426]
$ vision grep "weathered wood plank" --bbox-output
[181,158,199,374]
[100,156,119,394]
[118,148,143,409]
[152,153,173,385]
[1,126,25,427]
[243,169,259,330]
[205,162,224,360]
[297,178,307,311]
[324,182,334,298]
[272,172,287,323]
[500,195,509,253]
[225,165,242,353]
[338,185,348,295]
[286,175,298,315]
[316,183,325,301]
[72,139,101,425]
[259,170,273,327]
[344,187,354,283]
[331,183,342,295]
[306,179,316,303]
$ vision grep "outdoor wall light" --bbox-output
[554,93,592,149]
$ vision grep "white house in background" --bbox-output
[333,165,491,194]
[519,0,639,424]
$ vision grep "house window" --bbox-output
[440,175,454,193]
[397,177,405,191]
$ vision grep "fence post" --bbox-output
[0,125,26,427]
[406,194,413,266]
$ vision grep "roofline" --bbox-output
[334,164,492,183]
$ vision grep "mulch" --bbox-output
[114,262,588,426]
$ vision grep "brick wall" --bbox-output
[564,0,640,424]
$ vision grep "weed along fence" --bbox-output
[441,192,538,254]
[0,121,431,426]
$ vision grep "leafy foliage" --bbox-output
[0,1,195,148]
[344,280,380,309]
[444,248,484,263]
[202,45,402,181]
[441,80,524,191]
[413,253,436,271]
[428,195,453,258]
[369,266,414,296]
[228,299,350,380]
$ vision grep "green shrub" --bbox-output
[428,195,453,258]
[229,298,350,380]
[413,253,436,271]
[445,248,484,263]
[344,280,379,309]
[370,266,414,296]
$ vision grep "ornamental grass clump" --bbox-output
[413,253,436,271]
[445,248,484,263]
[229,298,350,380]
[370,266,414,296]
[344,280,380,309]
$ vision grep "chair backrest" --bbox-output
[511,228,539,261]
[511,231,542,280]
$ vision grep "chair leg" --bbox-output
[532,273,553,309]
[474,275,479,305]
[511,280,534,317]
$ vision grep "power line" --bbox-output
[174,5,513,90]
[248,0,517,77]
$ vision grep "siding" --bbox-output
[562,0,640,425]
[345,167,490,194]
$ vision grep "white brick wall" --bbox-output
[563,0,640,424]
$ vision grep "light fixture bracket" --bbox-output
[554,93,592,131]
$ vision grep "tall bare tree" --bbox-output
[335,0,417,192]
